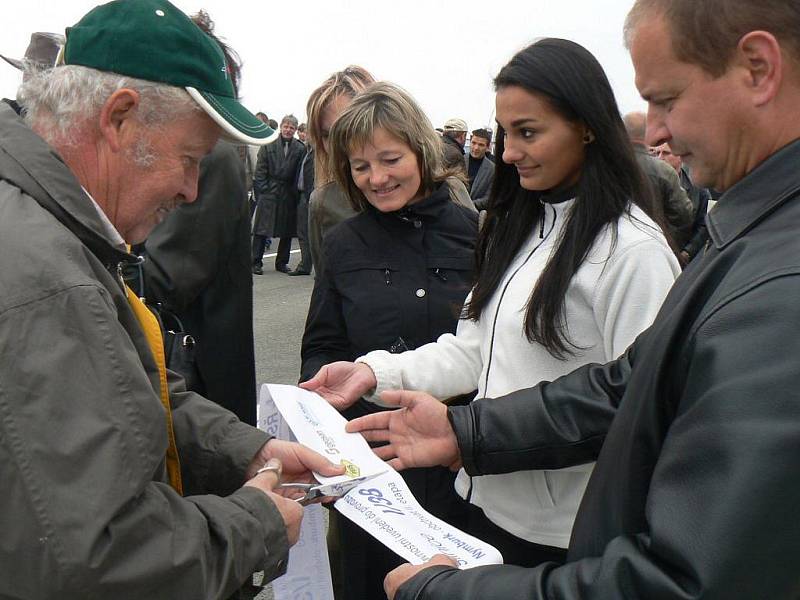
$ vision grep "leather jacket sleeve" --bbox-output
[448,348,631,476]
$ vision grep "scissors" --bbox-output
[277,472,383,506]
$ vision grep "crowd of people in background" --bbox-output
[241,88,713,284]
[3,0,800,599]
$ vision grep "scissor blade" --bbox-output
[313,471,384,499]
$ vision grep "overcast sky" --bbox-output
[2,0,647,131]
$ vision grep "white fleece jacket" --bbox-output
[358,200,681,548]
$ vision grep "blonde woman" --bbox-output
[305,67,476,277]
[305,66,375,275]
[301,82,477,599]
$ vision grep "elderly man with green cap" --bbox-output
[0,1,345,598]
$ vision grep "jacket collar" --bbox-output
[369,181,451,223]
[0,103,134,267]
[707,138,800,250]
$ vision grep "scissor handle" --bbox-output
[276,482,316,492]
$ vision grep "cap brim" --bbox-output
[1,54,23,71]
[186,87,279,146]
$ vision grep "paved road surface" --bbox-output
[253,244,315,387]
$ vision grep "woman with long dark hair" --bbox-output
[303,39,681,567]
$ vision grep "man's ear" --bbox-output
[98,88,140,152]
[737,30,783,107]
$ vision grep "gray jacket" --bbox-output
[634,145,694,247]
[0,103,287,599]
[465,154,495,210]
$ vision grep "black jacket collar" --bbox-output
[707,138,800,250]
[367,181,451,223]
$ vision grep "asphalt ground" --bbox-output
[252,241,315,387]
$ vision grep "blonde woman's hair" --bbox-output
[306,65,375,185]
[328,81,449,212]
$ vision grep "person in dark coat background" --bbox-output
[291,143,315,275]
[252,114,305,274]
[655,142,712,263]
[440,117,468,175]
[624,110,694,252]
[137,12,263,427]
[465,127,495,210]
[139,141,257,425]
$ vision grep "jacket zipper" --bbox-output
[432,268,448,282]
[384,269,392,285]
[539,199,546,238]
[466,204,557,501]
[483,202,556,395]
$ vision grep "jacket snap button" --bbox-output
[413,220,422,228]
[415,288,426,298]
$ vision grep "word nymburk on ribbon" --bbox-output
[265,384,503,568]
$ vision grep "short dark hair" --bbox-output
[625,0,800,77]
[471,128,491,142]
[297,123,307,133]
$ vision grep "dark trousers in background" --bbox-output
[275,237,292,270]
[251,234,270,268]
[295,193,313,274]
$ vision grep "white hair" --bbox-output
[18,65,201,147]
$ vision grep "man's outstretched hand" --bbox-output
[346,390,462,471]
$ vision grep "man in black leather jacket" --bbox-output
[347,1,800,598]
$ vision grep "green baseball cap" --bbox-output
[62,0,277,145]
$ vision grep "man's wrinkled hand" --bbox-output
[246,439,346,482]
[384,555,458,600]
[243,458,304,545]
[299,361,377,410]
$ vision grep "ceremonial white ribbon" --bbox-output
[265,384,503,568]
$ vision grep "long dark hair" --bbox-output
[465,38,671,359]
